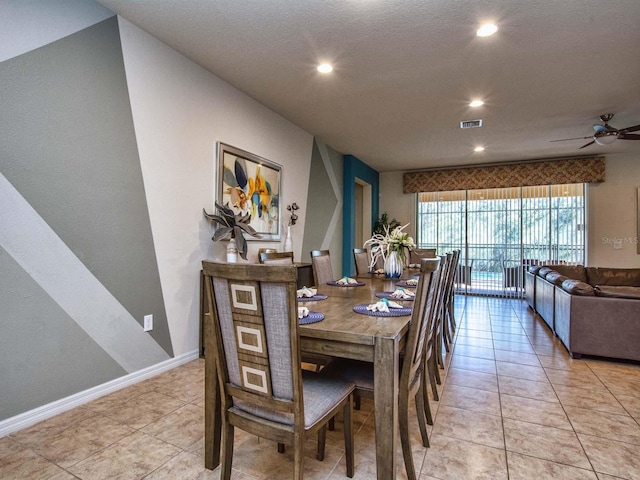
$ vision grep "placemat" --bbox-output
[298,294,328,302]
[375,292,414,301]
[353,304,412,317]
[396,281,418,288]
[326,281,366,287]
[298,311,325,324]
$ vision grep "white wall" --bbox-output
[118,18,313,356]
[379,171,417,238]
[587,153,640,267]
[380,152,640,268]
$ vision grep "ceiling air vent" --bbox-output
[460,119,483,129]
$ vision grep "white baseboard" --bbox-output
[0,350,200,438]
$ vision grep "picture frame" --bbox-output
[217,143,281,241]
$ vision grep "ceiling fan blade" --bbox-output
[619,133,640,140]
[578,140,596,149]
[620,124,640,134]
[550,136,591,143]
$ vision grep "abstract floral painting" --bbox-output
[217,143,281,240]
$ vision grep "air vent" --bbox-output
[460,119,483,129]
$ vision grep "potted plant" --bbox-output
[203,202,261,261]
[363,223,416,278]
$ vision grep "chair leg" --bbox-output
[344,396,354,478]
[428,353,440,400]
[293,434,305,480]
[221,422,234,480]
[316,425,326,461]
[355,394,361,411]
[415,389,430,448]
[277,443,285,453]
[328,416,335,431]
[399,394,417,480]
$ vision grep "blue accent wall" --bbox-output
[342,155,379,276]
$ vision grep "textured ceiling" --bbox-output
[98,0,640,172]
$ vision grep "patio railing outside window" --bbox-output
[417,184,585,298]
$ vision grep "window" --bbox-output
[417,184,585,297]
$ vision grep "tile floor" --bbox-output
[2,296,640,479]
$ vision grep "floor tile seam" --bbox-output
[504,449,599,476]
[561,392,640,427]
[137,445,185,480]
[430,431,506,453]
[61,428,144,471]
[540,390,634,453]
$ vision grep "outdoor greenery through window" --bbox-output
[417,184,585,297]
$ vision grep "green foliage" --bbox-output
[373,212,400,236]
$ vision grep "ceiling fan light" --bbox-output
[594,134,617,145]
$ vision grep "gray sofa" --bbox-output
[525,265,640,361]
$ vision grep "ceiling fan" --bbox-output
[551,114,640,149]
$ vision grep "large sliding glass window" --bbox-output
[417,183,585,297]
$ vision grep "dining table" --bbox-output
[203,268,421,479]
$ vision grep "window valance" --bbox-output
[403,156,605,193]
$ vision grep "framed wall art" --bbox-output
[217,143,281,241]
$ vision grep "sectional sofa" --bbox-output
[525,264,640,361]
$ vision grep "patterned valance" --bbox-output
[403,156,605,193]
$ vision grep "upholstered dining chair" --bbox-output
[310,250,334,286]
[353,248,371,276]
[322,258,441,480]
[259,251,294,265]
[201,261,355,479]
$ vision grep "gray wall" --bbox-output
[0,16,171,419]
[301,139,344,277]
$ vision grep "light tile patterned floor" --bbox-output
[2,296,640,479]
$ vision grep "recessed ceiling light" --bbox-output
[474,146,485,152]
[317,63,333,73]
[469,100,484,107]
[477,23,498,37]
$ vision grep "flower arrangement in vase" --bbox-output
[203,202,261,261]
[363,223,416,278]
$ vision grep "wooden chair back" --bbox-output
[203,262,301,418]
[259,251,294,265]
[353,248,370,275]
[310,250,333,286]
[409,248,437,264]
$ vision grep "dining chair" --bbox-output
[259,251,294,265]
[353,248,371,276]
[201,261,355,479]
[322,258,441,480]
[424,253,452,401]
[439,251,460,349]
[409,248,437,264]
[310,250,334,286]
[445,249,461,336]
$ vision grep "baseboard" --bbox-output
[0,350,200,438]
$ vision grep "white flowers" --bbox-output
[363,223,416,272]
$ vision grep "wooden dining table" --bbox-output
[203,270,420,479]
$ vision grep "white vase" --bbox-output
[226,237,238,263]
[384,250,403,278]
[283,225,293,252]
